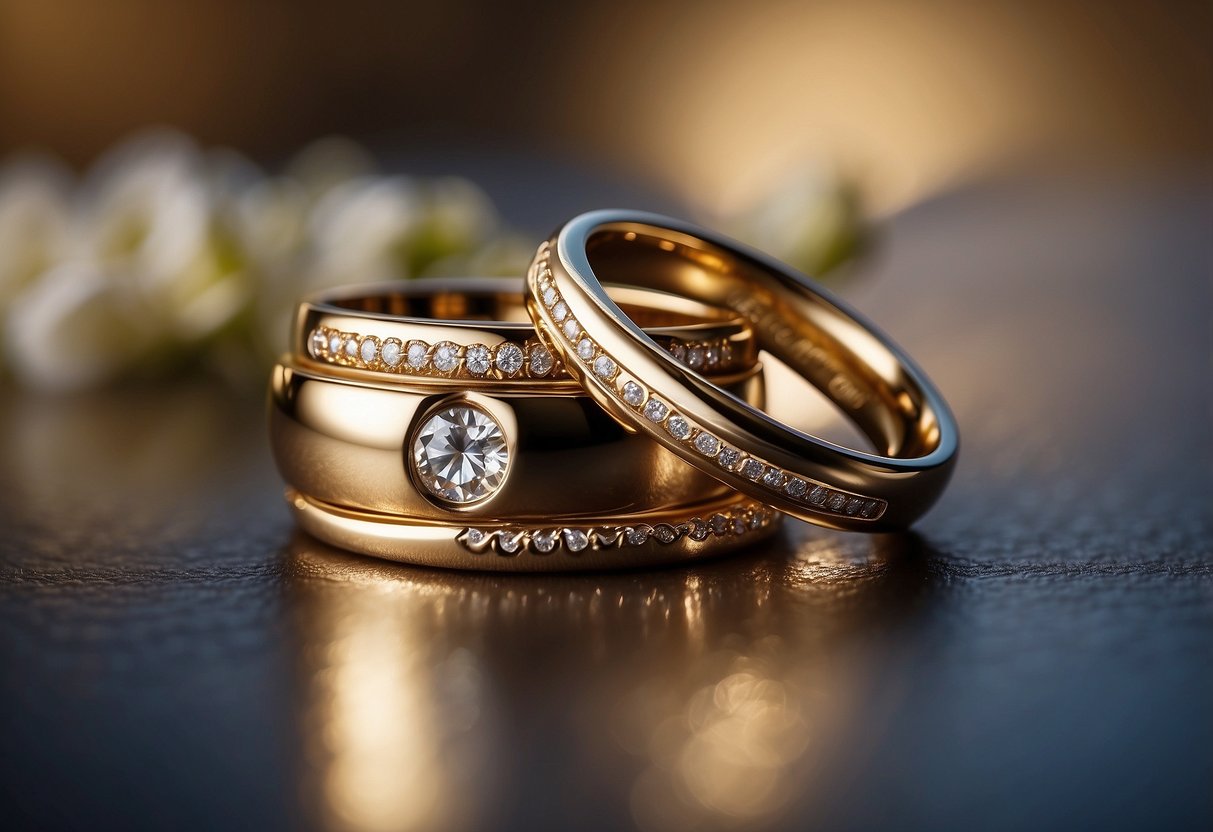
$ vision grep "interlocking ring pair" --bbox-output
[269,210,958,571]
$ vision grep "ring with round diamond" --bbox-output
[526,210,959,532]
[270,358,764,523]
[296,278,757,384]
[270,277,775,568]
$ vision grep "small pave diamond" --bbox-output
[464,528,486,547]
[552,301,568,322]
[622,381,644,406]
[688,519,710,541]
[329,333,343,355]
[532,529,559,553]
[407,341,429,369]
[562,318,580,340]
[411,403,509,505]
[808,486,828,505]
[359,337,378,364]
[693,433,720,456]
[785,478,808,498]
[740,458,764,480]
[465,344,492,375]
[432,342,460,373]
[542,286,558,307]
[562,529,589,552]
[577,338,595,361]
[497,531,523,554]
[710,514,729,535]
[495,343,524,375]
[666,415,691,440]
[310,329,327,357]
[593,355,616,379]
[344,337,359,359]
[529,345,554,376]
[717,447,741,470]
[643,399,669,422]
[626,526,650,546]
[762,468,786,489]
[381,339,403,367]
[653,524,677,543]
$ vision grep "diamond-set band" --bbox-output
[457,500,776,557]
[530,245,888,522]
[307,324,744,382]
[308,325,563,380]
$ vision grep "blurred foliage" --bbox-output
[0,131,863,391]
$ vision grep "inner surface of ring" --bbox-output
[582,226,943,459]
[326,281,740,333]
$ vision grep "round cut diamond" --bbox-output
[626,526,650,546]
[717,447,741,470]
[359,337,378,364]
[666,415,691,440]
[740,458,764,480]
[532,529,559,553]
[495,343,525,375]
[577,337,595,361]
[785,478,808,498]
[407,341,429,369]
[329,333,343,355]
[411,404,509,504]
[381,339,403,367]
[432,342,460,373]
[562,529,590,552]
[497,531,524,554]
[465,344,492,375]
[622,381,644,406]
[529,345,554,376]
[542,286,558,307]
[344,338,359,359]
[643,399,669,422]
[693,433,719,456]
[562,318,580,340]
[762,468,786,489]
[552,301,568,322]
[593,354,616,379]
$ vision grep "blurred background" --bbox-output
[0,0,1208,390]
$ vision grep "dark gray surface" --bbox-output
[0,176,1209,832]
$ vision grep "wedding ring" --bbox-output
[526,210,959,531]
[270,276,777,570]
[286,488,781,571]
[297,278,756,383]
[270,359,764,521]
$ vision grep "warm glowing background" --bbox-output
[1,0,1208,213]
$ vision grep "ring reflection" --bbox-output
[284,529,928,831]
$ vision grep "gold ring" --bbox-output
[270,277,778,570]
[270,358,763,521]
[296,278,757,383]
[526,211,959,531]
[286,488,781,571]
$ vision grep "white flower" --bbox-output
[4,262,149,391]
[0,155,72,303]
